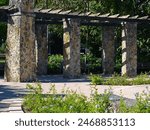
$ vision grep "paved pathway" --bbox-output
[0,75,150,113]
[0,80,28,113]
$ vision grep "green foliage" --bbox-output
[34,1,150,74]
[90,75,103,85]
[137,25,150,63]
[80,26,102,58]
[48,55,63,74]
[35,0,87,11]
[0,23,7,46]
[23,84,112,113]
[117,91,150,113]
[132,74,150,85]
[0,0,8,6]
[47,54,102,74]
[81,53,102,74]
[105,77,129,86]
[118,97,129,113]
[23,84,150,113]
[0,43,6,53]
[90,74,150,85]
[130,91,150,113]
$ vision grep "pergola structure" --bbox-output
[0,0,150,82]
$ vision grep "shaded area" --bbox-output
[109,94,136,107]
[37,75,90,83]
[0,85,28,101]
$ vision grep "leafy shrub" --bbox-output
[48,55,63,74]
[104,75,130,86]
[132,73,150,85]
[23,84,150,113]
[90,75,103,85]
[23,84,112,113]
[81,53,102,74]
[117,91,150,113]
[0,0,8,6]
[130,92,150,113]
[48,54,102,74]
[0,43,6,53]
[90,74,150,85]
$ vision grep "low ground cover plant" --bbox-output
[90,73,150,85]
[23,84,150,113]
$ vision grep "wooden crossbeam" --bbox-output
[40,9,53,13]
[118,15,130,19]
[138,16,149,20]
[48,9,62,14]
[129,15,139,19]
[80,12,92,16]
[89,13,101,17]
[1,7,149,23]
[59,10,72,15]
[69,11,82,16]
[98,13,110,17]
[35,8,43,12]
[109,14,120,18]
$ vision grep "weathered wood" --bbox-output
[109,14,120,18]
[118,15,130,19]
[70,11,82,16]
[89,13,101,17]
[129,15,139,19]
[34,8,43,12]
[59,10,72,15]
[98,13,110,17]
[48,9,62,14]
[80,12,92,16]
[40,9,53,13]
[138,16,149,20]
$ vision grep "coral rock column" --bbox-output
[121,22,137,77]
[63,18,81,78]
[102,26,115,75]
[5,0,36,82]
[35,24,48,75]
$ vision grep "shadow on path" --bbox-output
[0,85,28,101]
[37,75,90,83]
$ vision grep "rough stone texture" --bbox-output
[121,22,137,77]
[35,24,48,75]
[63,18,81,78]
[102,26,115,75]
[5,0,36,82]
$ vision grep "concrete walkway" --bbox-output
[0,75,150,113]
[0,81,28,113]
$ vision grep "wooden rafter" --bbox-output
[0,6,149,24]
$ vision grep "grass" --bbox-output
[23,84,150,113]
[90,73,150,85]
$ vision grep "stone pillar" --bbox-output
[35,24,48,75]
[121,22,137,77]
[63,18,81,78]
[5,0,36,82]
[102,26,115,75]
